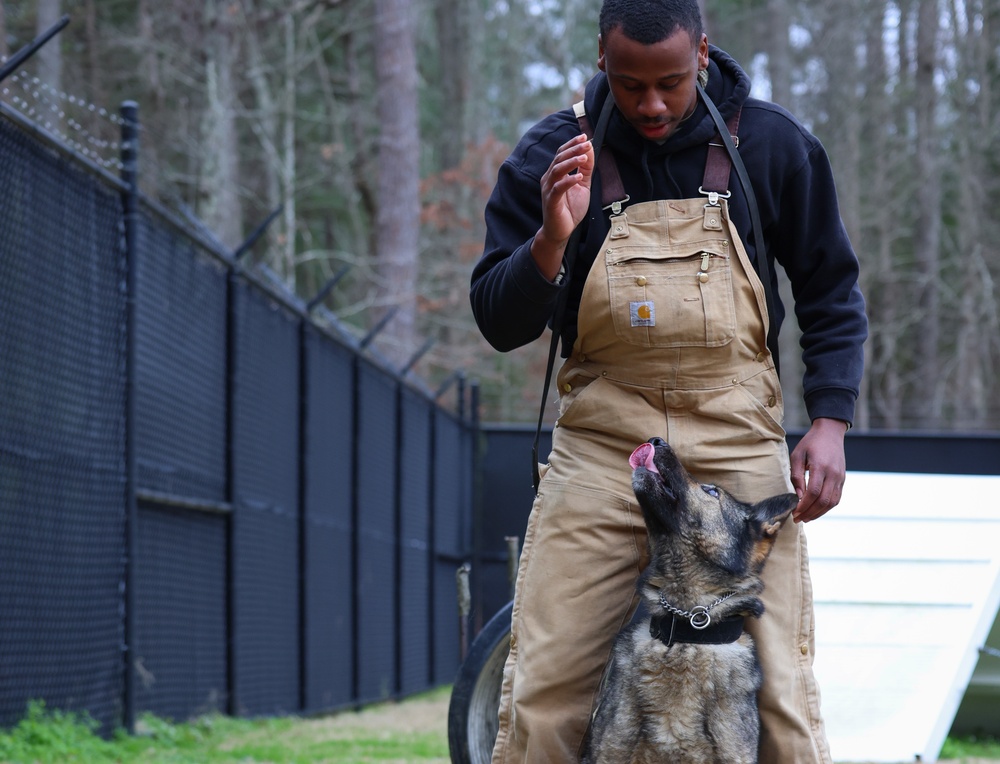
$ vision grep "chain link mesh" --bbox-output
[0,118,127,731]
[0,109,468,732]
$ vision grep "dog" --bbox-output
[580,437,797,764]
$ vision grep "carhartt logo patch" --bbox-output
[630,301,655,327]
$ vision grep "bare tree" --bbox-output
[35,0,61,91]
[432,0,471,169]
[911,0,943,423]
[945,0,999,428]
[201,0,243,249]
[372,0,421,366]
[860,0,901,429]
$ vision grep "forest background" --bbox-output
[1,0,998,431]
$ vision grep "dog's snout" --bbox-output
[647,437,667,447]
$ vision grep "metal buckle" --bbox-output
[708,136,739,148]
[603,195,630,214]
[698,187,732,207]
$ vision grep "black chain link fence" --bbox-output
[0,111,128,733]
[0,103,473,732]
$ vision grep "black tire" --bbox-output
[448,601,513,764]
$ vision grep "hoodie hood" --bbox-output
[583,45,751,160]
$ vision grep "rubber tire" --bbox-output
[447,600,513,764]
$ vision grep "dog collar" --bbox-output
[649,612,745,647]
[658,590,737,628]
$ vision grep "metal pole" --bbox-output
[232,204,283,261]
[224,207,240,718]
[469,379,482,632]
[359,307,398,350]
[305,266,351,312]
[456,563,471,663]
[0,15,70,83]
[297,318,308,713]
[119,100,139,735]
[456,373,466,420]
[398,338,435,377]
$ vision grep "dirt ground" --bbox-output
[320,690,449,737]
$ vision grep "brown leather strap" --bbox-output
[534,97,617,493]
[574,101,627,209]
[576,100,741,203]
[702,108,742,194]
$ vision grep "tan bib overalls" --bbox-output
[492,196,833,763]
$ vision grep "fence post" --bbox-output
[469,379,484,634]
[119,100,140,734]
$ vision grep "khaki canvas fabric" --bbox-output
[492,198,833,763]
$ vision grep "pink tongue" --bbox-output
[629,443,658,474]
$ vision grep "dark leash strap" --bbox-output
[697,83,781,377]
[531,96,619,493]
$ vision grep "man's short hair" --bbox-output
[599,0,704,46]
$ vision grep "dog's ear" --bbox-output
[747,493,797,570]
[752,493,798,537]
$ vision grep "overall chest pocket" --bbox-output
[606,245,736,348]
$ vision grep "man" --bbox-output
[470,0,867,761]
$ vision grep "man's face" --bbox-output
[598,26,709,142]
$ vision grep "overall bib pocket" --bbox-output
[606,243,736,348]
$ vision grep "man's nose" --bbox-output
[637,91,666,118]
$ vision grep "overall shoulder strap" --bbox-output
[573,101,628,210]
[697,86,781,377]
[531,97,617,493]
[701,107,742,194]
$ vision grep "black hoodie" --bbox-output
[470,47,867,425]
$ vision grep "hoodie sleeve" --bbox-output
[771,138,868,425]
[470,117,580,352]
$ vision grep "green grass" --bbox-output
[0,689,451,764]
[940,734,1000,760]
[0,692,996,763]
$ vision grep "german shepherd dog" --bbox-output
[580,437,797,764]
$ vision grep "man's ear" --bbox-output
[697,33,709,71]
[598,34,606,72]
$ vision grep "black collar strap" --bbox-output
[649,613,745,647]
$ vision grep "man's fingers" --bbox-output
[794,469,844,523]
[547,137,593,182]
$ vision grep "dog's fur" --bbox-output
[580,438,797,764]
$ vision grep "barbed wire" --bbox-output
[0,69,124,171]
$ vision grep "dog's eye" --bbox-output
[701,484,719,498]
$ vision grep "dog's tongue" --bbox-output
[629,443,659,475]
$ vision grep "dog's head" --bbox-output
[629,437,797,587]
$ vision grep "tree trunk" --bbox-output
[948,0,992,428]
[201,0,243,250]
[35,0,62,134]
[281,13,297,284]
[763,0,806,428]
[766,0,792,106]
[433,0,470,169]
[35,0,61,87]
[912,0,942,424]
[824,0,864,429]
[862,1,898,429]
[373,0,421,366]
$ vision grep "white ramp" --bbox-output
[808,471,1000,763]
